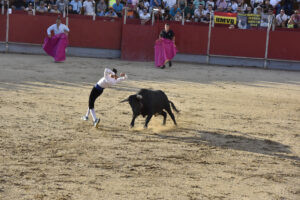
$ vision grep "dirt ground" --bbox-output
[0,53,299,200]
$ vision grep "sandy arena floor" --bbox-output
[0,53,300,200]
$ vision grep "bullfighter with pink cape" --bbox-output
[43,16,69,62]
[155,23,177,69]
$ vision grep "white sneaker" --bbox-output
[93,118,100,128]
[82,116,88,121]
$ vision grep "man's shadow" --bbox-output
[155,128,300,161]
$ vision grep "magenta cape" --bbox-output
[43,33,68,62]
[154,38,177,67]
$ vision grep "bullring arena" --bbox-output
[0,53,299,199]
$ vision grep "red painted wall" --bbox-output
[121,24,158,61]
[210,27,267,58]
[268,31,300,61]
[0,15,6,42]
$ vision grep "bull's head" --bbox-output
[120,94,143,115]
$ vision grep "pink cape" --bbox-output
[154,38,177,67]
[43,33,69,62]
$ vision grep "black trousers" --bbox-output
[88,86,103,109]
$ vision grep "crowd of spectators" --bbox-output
[1,0,300,28]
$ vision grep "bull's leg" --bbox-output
[144,114,153,128]
[130,115,138,128]
[166,108,177,126]
[161,111,167,125]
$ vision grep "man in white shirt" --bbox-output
[83,0,95,15]
[70,0,83,14]
[139,8,151,23]
[47,16,70,37]
[82,68,128,127]
[275,9,288,27]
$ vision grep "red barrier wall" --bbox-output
[68,17,122,49]
[121,24,158,61]
[268,31,300,61]
[0,15,6,42]
[210,27,267,58]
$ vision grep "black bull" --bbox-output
[120,89,179,128]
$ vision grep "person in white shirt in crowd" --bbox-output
[206,0,215,9]
[237,0,247,11]
[82,68,128,127]
[50,4,60,13]
[56,0,68,13]
[253,5,262,14]
[194,4,207,22]
[206,4,214,17]
[174,10,182,21]
[36,1,48,13]
[250,0,263,8]
[70,0,83,14]
[24,2,34,15]
[270,0,281,14]
[275,9,288,27]
[139,8,151,24]
[227,0,238,12]
[83,0,95,16]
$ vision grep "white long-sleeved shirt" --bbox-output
[97,68,128,88]
[47,24,70,36]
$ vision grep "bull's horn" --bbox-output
[136,94,143,100]
[120,97,129,103]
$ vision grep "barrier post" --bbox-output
[66,0,69,26]
[92,1,95,21]
[206,12,212,64]
[5,0,9,52]
[264,15,272,69]
[123,7,127,24]
[33,0,36,16]
[182,12,184,25]
[63,1,66,18]
[151,10,154,25]
[1,0,4,15]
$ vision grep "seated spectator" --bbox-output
[24,2,34,15]
[275,9,288,27]
[170,4,181,18]
[250,0,263,8]
[140,0,150,9]
[150,0,162,9]
[174,10,183,21]
[56,0,68,13]
[237,0,247,11]
[83,0,95,15]
[185,12,193,22]
[194,4,206,21]
[193,0,204,10]
[206,0,214,10]
[261,0,273,13]
[25,0,34,7]
[206,4,214,16]
[70,0,83,14]
[216,0,228,11]
[44,0,56,6]
[105,6,118,17]
[96,7,106,16]
[36,1,48,13]
[236,6,244,13]
[260,9,273,27]
[244,6,253,14]
[12,0,26,10]
[113,0,123,17]
[97,0,107,13]
[226,5,234,13]
[68,4,78,14]
[288,10,300,28]
[139,8,151,23]
[202,12,212,23]
[163,10,172,20]
[163,0,177,10]
[254,5,262,14]
[228,0,238,12]
[184,3,194,17]
[178,0,187,10]
[270,0,281,15]
[49,4,60,13]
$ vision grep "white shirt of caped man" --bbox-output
[140,12,151,20]
[97,68,128,88]
[163,0,177,8]
[83,0,95,15]
[276,13,288,25]
[270,0,281,7]
[47,24,70,35]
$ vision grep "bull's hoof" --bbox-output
[130,124,134,128]
[144,126,148,129]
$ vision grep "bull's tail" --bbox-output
[169,101,179,113]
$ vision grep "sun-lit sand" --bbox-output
[0,53,299,200]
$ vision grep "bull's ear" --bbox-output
[136,94,143,100]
